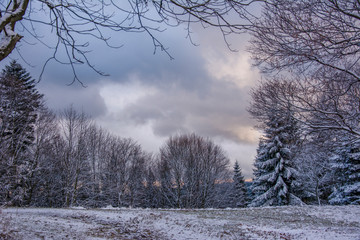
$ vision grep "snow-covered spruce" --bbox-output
[329,141,360,205]
[228,161,248,207]
[0,60,43,206]
[250,110,303,207]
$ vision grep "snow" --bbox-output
[1,205,359,239]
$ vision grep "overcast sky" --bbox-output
[0,15,261,179]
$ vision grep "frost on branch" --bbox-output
[0,0,29,61]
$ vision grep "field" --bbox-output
[1,205,359,239]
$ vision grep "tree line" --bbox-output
[0,61,248,208]
[2,57,359,209]
[248,1,360,206]
[1,0,359,208]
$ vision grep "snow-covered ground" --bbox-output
[1,205,359,239]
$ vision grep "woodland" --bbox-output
[0,0,359,208]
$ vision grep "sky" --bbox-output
[0,7,262,179]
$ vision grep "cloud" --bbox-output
[0,15,262,178]
[96,77,260,179]
[88,28,261,177]
[118,80,257,143]
[38,82,107,118]
[95,40,261,145]
[96,76,260,178]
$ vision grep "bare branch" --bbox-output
[0,0,262,84]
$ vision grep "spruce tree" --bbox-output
[249,110,303,207]
[0,61,43,156]
[0,60,43,206]
[229,161,248,207]
[329,141,360,205]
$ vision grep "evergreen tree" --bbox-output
[249,110,303,207]
[329,140,360,205]
[0,61,43,156]
[0,60,43,206]
[229,161,248,207]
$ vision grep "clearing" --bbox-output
[1,205,359,239]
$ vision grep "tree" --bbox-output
[250,0,360,138]
[101,136,147,207]
[249,1,360,206]
[0,60,43,206]
[143,165,162,208]
[0,60,43,158]
[23,107,59,206]
[57,106,91,207]
[295,141,335,205]
[158,133,230,208]
[157,152,176,208]
[249,80,303,207]
[210,180,233,208]
[0,0,259,82]
[24,106,151,208]
[251,1,359,79]
[229,161,248,208]
[329,139,360,205]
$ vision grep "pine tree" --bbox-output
[229,161,248,207]
[0,61,43,156]
[249,110,303,207]
[0,60,43,206]
[329,140,360,205]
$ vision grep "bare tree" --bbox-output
[24,107,58,206]
[250,0,360,80]
[295,142,335,205]
[101,136,147,207]
[258,72,360,141]
[0,0,260,83]
[27,107,150,208]
[143,162,162,208]
[297,73,360,139]
[58,106,91,207]
[249,0,360,138]
[84,124,108,206]
[158,133,230,208]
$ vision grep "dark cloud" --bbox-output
[1,17,206,87]
[0,15,260,178]
[121,78,257,144]
[38,82,107,118]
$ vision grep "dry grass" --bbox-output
[0,206,359,240]
[0,208,17,240]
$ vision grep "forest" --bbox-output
[0,58,359,209]
[0,0,359,209]
[0,61,249,208]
